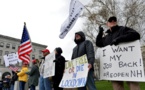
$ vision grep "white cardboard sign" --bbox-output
[99,40,145,81]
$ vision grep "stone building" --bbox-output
[0,34,47,74]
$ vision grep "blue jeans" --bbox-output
[19,81,25,90]
[78,70,97,90]
[39,75,52,90]
[30,85,35,90]
[10,84,14,90]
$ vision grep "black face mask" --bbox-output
[55,54,60,58]
[74,37,85,44]
[74,39,81,44]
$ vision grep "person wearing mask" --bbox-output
[72,31,97,90]
[39,49,52,90]
[96,16,140,90]
[53,47,65,90]
[26,59,40,90]
[3,75,11,90]
[17,62,29,90]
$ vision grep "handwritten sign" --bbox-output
[43,52,55,78]
[99,40,145,81]
[59,55,89,88]
[3,53,19,67]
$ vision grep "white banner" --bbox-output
[99,40,145,81]
[43,52,55,78]
[3,52,19,67]
[59,0,84,39]
[59,55,89,88]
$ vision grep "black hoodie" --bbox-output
[53,47,65,84]
[72,31,95,67]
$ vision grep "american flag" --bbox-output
[9,64,19,72]
[18,22,32,63]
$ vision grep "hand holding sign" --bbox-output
[59,55,89,88]
[88,64,92,70]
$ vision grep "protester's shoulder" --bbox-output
[61,55,65,59]
[58,55,65,61]
[84,40,93,44]
[119,26,134,31]
[23,67,29,71]
[73,45,77,50]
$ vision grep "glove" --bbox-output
[99,25,104,33]
[111,39,119,45]
[53,60,56,62]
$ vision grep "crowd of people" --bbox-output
[0,16,141,90]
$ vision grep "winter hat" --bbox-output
[32,59,37,64]
[108,16,117,22]
[55,47,62,55]
[23,62,28,65]
[41,49,50,53]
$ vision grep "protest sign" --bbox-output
[99,40,145,81]
[43,52,55,78]
[59,0,84,39]
[59,55,89,88]
[3,52,19,67]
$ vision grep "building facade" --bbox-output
[0,34,47,68]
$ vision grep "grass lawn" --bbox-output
[95,81,145,90]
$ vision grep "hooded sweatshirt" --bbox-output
[72,31,95,67]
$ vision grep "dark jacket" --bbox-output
[96,25,140,47]
[26,64,40,87]
[72,31,95,66]
[53,51,65,84]
[3,78,10,88]
[11,71,18,85]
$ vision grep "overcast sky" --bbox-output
[0,0,90,60]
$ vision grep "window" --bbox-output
[32,55,35,59]
[0,50,3,56]
[5,51,9,55]
[39,50,42,54]
[33,48,36,53]
[12,44,16,49]
[0,42,4,47]
[6,43,10,48]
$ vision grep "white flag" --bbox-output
[59,0,84,39]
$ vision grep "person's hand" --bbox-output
[88,64,92,70]
[111,39,119,45]
[53,60,56,62]
[99,25,104,33]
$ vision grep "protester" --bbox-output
[26,59,40,90]
[17,62,29,90]
[3,75,11,90]
[96,16,140,90]
[72,31,97,90]
[10,71,18,90]
[39,49,52,90]
[53,47,65,90]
